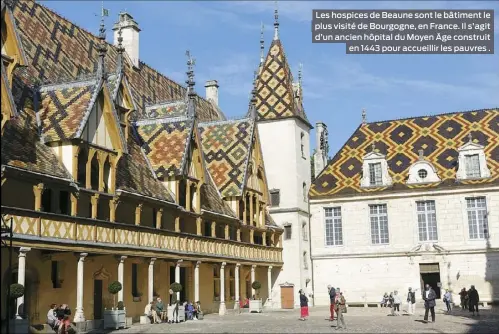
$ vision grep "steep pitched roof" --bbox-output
[135,113,193,179]
[1,0,28,66]
[255,39,309,126]
[198,118,255,197]
[201,172,237,218]
[11,0,224,122]
[310,109,499,198]
[37,78,99,142]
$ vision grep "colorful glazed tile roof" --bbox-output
[135,117,193,178]
[310,109,499,198]
[2,108,71,180]
[145,100,188,119]
[38,79,98,142]
[11,0,224,122]
[199,119,254,197]
[255,39,308,125]
[116,134,174,202]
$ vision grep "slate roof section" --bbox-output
[198,119,254,197]
[135,116,193,178]
[255,39,309,126]
[310,109,499,198]
[1,108,72,180]
[37,78,98,142]
[12,0,225,122]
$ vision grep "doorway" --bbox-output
[169,267,187,302]
[280,286,294,309]
[419,263,441,299]
[93,280,103,319]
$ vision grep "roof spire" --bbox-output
[250,69,258,119]
[97,4,108,79]
[185,50,197,118]
[468,133,473,143]
[371,142,376,152]
[116,27,125,72]
[260,22,265,64]
[273,1,279,40]
[362,108,367,125]
[418,149,424,160]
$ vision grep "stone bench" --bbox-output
[139,316,151,325]
[346,302,382,308]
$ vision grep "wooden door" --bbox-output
[94,280,103,319]
[280,286,294,309]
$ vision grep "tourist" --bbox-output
[380,292,389,307]
[459,288,468,310]
[144,301,159,324]
[156,297,166,323]
[468,285,480,316]
[47,304,59,330]
[388,292,394,314]
[423,284,436,323]
[443,289,452,313]
[328,285,336,321]
[406,287,416,315]
[169,289,179,323]
[392,291,401,316]
[334,288,347,330]
[194,301,203,320]
[56,304,71,334]
[298,289,309,321]
[186,302,194,320]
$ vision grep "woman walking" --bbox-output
[299,289,309,321]
[443,289,452,313]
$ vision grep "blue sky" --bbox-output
[41,1,499,156]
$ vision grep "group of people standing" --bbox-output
[459,285,481,316]
[327,286,347,330]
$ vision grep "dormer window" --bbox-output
[456,134,491,180]
[368,163,382,186]
[407,150,441,185]
[360,144,392,188]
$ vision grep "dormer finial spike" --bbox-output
[298,63,303,85]
[468,132,473,143]
[250,69,258,119]
[273,1,279,40]
[185,50,196,98]
[260,22,265,64]
[362,108,367,125]
[97,2,108,79]
[371,143,376,152]
[418,149,424,160]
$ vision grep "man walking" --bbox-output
[328,285,336,321]
[407,287,416,315]
[423,284,436,323]
[468,285,480,316]
[334,288,347,330]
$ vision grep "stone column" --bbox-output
[16,247,31,319]
[251,265,256,297]
[267,266,273,303]
[249,194,254,226]
[148,258,156,303]
[255,198,260,226]
[194,261,200,303]
[235,264,240,305]
[33,184,44,211]
[219,262,226,315]
[74,253,88,322]
[117,256,127,303]
[175,260,182,300]
[186,180,191,211]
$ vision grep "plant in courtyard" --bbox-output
[108,281,122,309]
[170,283,182,305]
[252,281,262,299]
[117,301,125,310]
[10,283,25,299]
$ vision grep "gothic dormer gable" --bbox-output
[1,0,27,76]
[456,134,491,180]
[360,144,393,188]
[407,150,441,184]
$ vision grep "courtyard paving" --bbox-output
[108,304,499,333]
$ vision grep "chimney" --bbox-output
[204,80,219,106]
[113,12,140,68]
[314,122,328,177]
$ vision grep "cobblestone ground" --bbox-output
[109,305,499,333]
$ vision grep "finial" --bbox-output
[418,149,424,160]
[116,27,124,72]
[371,143,376,152]
[250,69,258,119]
[362,108,367,125]
[468,133,473,143]
[97,3,108,79]
[260,22,265,64]
[185,50,196,99]
[298,63,303,86]
[273,1,279,40]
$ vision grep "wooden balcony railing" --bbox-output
[1,206,283,264]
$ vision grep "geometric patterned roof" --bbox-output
[38,79,98,142]
[135,117,192,179]
[255,39,309,125]
[145,100,188,120]
[199,119,254,197]
[310,108,499,198]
